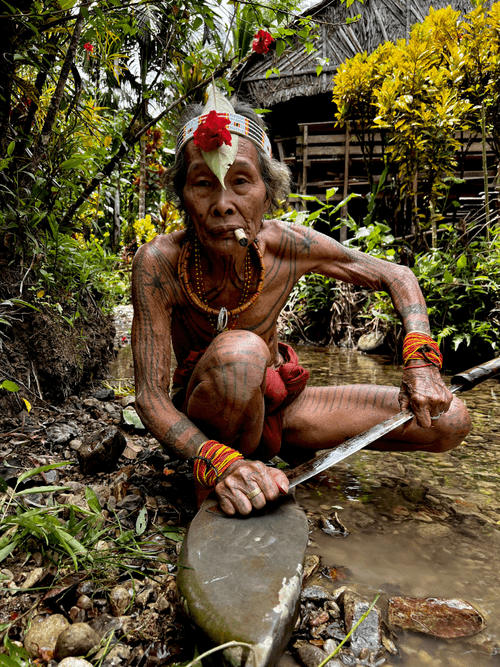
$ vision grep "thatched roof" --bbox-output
[230,0,472,107]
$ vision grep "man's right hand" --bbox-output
[215,459,289,515]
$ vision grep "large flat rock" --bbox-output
[177,494,309,667]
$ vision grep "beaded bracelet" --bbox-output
[403,332,443,370]
[193,440,244,488]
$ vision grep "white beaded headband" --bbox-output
[176,112,272,158]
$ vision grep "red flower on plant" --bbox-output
[84,43,94,53]
[252,30,273,54]
[193,110,232,152]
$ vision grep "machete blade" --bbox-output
[287,408,414,489]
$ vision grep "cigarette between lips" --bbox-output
[234,228,248,247]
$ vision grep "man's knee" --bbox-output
[187,331,270,405]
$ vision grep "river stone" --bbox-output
[54,623,100,659]
[296,643,342,667]
[88,614,133,643]
[341,590,381,653]
[58,659,94,667]
[301,585,333,603]
[77,427,127,474]
[109,585,134,616]
[97,642,131,667]
[388,596,486,638]
[93,388,115,401]
[178,494,309,667]
[45,423,79,445]
[357,331,385,353]
[416,523,452,538]
[24,614,70,657]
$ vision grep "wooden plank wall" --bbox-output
[275,121,498,221]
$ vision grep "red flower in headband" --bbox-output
[193,111,232,152]
[252,30,273,54]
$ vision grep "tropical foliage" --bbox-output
[0,0,318,329]
[332,1,500,246]
[278,1,500,363]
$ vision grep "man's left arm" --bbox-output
[292,225,452,427]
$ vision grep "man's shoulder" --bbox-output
[261,219,329,255]
[134,230,185,264]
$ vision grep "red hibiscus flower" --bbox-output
[193,110,232,152]
[84,43,94,52]
[252,30,273,54]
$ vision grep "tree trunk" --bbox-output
[138,136,147,221]
[481,102,490,239]
[21,4,87,191]
[112,164,121,252]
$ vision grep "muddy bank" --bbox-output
[0,262,115,410]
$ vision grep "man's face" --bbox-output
[182,137,270,256]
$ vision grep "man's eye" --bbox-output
[195,180,211,187]
[234,178,248,185]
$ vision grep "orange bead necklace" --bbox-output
[178,236,266,334]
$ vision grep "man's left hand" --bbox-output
[399,365,453,429]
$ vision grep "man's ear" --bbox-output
[263,196,271,213]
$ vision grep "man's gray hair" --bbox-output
[168,98,291,221]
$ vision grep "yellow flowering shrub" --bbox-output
[160,202,183,234]
[134,214,158,245]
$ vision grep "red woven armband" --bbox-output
[402,332,443,370]
[193,440,244,489]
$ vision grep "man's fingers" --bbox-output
[269,467,289,494]
[215,461,288,515]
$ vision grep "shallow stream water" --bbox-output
[110,319,500,666]
[284,346,500,667]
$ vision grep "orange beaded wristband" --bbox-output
[193,440,244,488]
[402,332,443,370]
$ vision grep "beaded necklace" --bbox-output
[178,236,266,334]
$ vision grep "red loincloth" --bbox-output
[171,342,309,458]
[259,343,309,459]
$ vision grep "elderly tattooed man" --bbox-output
[131,86,471,516]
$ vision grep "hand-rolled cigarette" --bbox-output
[234,228,248,247]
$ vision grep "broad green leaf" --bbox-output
[201,84,238,189]
[85,486,102,514]
[276,39,286,58]
[1,380,19,392]
[457,254,467,269]
[136,506,148,536]
[443,270,454,283]
[0,654,20,667]
[159,526,185,542]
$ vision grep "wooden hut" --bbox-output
[230,0,497,235]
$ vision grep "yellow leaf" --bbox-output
[104,135,112,148]
[37,290,44,298]
[22,398,32,413]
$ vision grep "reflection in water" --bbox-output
[284,346,500,667]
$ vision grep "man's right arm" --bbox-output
[131,238,207,459]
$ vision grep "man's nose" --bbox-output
[212,186,234,217]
